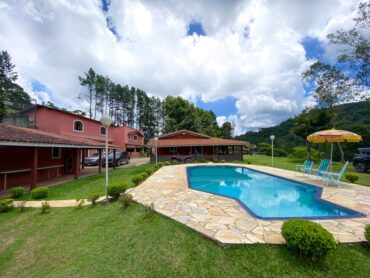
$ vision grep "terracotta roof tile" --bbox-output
[0,124,119,148]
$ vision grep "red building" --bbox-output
[146,130,249,163]
[0,105,144,193]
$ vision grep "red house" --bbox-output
[146,130,249,163]
[0,105,144,193]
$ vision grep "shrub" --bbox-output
[40,201,51,214]
[245,160,252,164]
[289,146,324,160]
[220,160,226,163]
[141,172,149,180]
[158,162,165,167]
[18,201,26,213]
[282,219,336,261]
[31,187,49,199]
[119,193,133,209]
[143,202,155,219]
[365,225,370,244]
[171,160,179,165]
[152,164,160,170]
[145,168,154,176]
[88,194,100,206]
[132,175,144,185]
[345,173,359,183]
[0,198,14,213]
[107,182,127,199]
[163,161,171,166]
[9,186,24,198]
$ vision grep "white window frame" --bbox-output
[52,147,61,159]
[73,120,84,132]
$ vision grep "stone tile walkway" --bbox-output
[127,163,370,244]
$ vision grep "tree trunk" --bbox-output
[337,142,345,162]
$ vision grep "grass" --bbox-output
[0,202,369,277]
[244,155,370,187]
[18,164,152,200]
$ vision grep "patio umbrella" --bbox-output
[307,129,362,170]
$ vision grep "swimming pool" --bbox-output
[187,166,365,220]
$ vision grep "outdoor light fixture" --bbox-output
[270,135,275,167]
[100,116,112,200]
[154,137,159,164]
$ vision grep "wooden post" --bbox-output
[113,149,116,169]
[98,149,102,173]
[31,147,38,189]
[81,149,85,169]
[74,148,80,179]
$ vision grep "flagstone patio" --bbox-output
[127,163,370,244]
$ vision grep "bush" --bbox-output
[9,186,24,198]
[88,194,100,206]
[152,164,160,170]
[219,160,226,163]
[163,161,171,166]
[143,202,155,219]
[158,162,165,167]
[141,172,149,180]
[31,187,49,199]
[132,175,144,185]
[145,168,154,176]
[171,160,179,165]
[345,173,359,183]
[289,146,324,160]
[282,219,336,261]
[0,198,14,213]
[119,193,133,209]
[365,225,370,244]
[40,201,51,214]
[107,182,127,199]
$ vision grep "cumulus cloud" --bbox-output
[0,0,362,134]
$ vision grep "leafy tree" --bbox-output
[78,68,96,119]
[220,121,233,139]
[0,50,18,122]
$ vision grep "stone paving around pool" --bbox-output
[127,163,370,244]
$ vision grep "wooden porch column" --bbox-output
[74,148,80,179]
[113,149,116,169]
[30,147,38,189]
[98,149,102,173]
[81,149,85,169]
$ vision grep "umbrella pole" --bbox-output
[330,142,333,172]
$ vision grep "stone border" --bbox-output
[128,163,370,244]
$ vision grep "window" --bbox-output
[73,120,84,132]
[134,135,138,141]
[52,147,61,158]
[100,126,106,135]
[169,147,177,153]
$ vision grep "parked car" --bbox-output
[84,153,102,166]
[171,153,192,163]
[102,151,130,167]
[353,147,370,173]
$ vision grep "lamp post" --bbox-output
[100,116,112,200]
[154,137,158,164]
[270,135,275,167]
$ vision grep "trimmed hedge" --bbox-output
[365,225,370,244]
[141,173,149,180]
[132,175,144,185]
[345,173,359,183]
[31,187,49,199]
[145,168,154,176]
[107,182,127,199]
[9,186,24,198]
[282,219,336,261]
[163,162,171,166]
[0,198,14,213]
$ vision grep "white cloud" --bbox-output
[0,0,362,134]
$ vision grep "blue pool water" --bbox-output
[187,166,364,219]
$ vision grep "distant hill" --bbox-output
[236,101,370,156]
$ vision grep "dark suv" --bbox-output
[102,151,130,167]
[353,148,370,173]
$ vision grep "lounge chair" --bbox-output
[322,161,349,186]
[309,159,330,179]
[295,160,313,176]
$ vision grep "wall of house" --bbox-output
[0,146,66,190]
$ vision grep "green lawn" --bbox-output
[0,202,369,277]
[19,164,152,200]
[244,155,370,187]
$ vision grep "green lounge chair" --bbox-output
[295,160,313,176]
[309,159,330,179]
[322,161,349,186]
